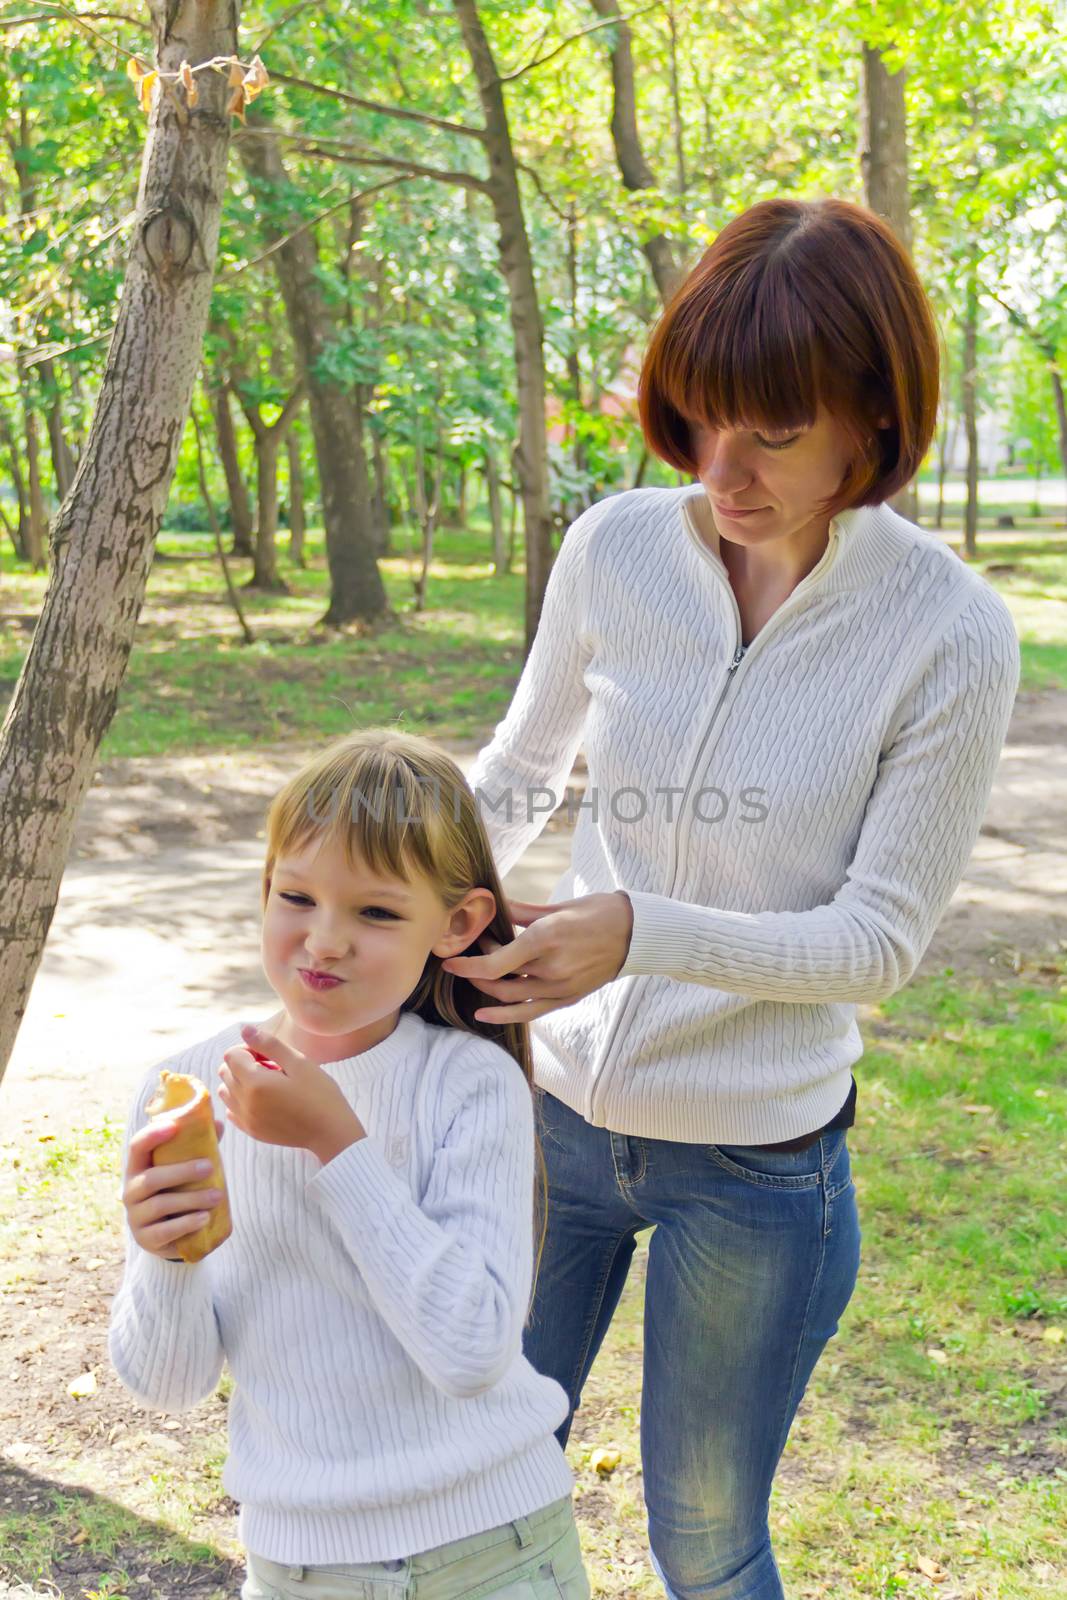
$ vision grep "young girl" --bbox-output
[109,729,590,1600]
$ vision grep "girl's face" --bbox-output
[261,832,495,1064]
[692,404,857,550]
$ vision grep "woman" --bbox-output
[443,197,1019,1599]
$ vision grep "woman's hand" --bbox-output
[218,1026,366,1165]
[122,1116,226,1262]
[441,892,634,1023]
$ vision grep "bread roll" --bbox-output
[147,1071,232,1263]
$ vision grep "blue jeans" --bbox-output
[523,1089,862,1600]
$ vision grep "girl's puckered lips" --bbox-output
[299,969,344,991]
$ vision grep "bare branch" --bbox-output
[498,1,665,84]
[515,160,569,222]
[220,175,412,280]
[266,68,487,143]
[238,127,490,193]
[248,0,319,54]
[0,7,148,33]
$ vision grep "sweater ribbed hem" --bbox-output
[533,1046,856,1147]
[237,1436,575,1564]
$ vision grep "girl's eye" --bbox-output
[279,892,397,921]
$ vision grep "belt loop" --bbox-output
[511,1514,534,1550]
[286,1565,306,1581]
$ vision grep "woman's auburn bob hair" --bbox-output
[638,197,940,513]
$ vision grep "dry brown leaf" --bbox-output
[139,70,158,115]
[243,54,270,101]
[916,1554,948,1581]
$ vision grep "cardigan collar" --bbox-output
[678,484,915,597]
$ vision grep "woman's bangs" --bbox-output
[667,274,824,438]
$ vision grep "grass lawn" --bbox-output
[0,967,1063,1598]
[1,504,1065,763]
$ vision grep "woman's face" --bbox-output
[691,403,857,549]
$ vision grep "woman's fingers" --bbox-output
[474,999,560,1024]
[443,926,542,980]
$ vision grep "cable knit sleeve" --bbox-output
[466,496,610,877]
[108,1056,226,1412]
[619,583,1020,1002]
[306,1039,536,1400]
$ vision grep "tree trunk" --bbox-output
[16,359,47,570]
[861,43,918,522]
[412,428,444,613]
[0,412,30,562]
[209,376,255,556]
[962,268,980,559]
[370,430,392,556]
[452,0,554,649]
[231,373,304,592]
[249,430,285,589]
[236,127,387,626]
[588,0,683,304]
[0,0,237,1086]
[39,357,77,503]
[486,448,505,574]
[286,429,306,566]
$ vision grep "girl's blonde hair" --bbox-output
[261,727,549,1320]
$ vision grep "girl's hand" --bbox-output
[122,1116,226,1262]
[218,1025,366,1165]
[441,892,634,1023]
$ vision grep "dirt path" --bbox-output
[4,689,1065,1138]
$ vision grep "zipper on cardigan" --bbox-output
[586,636,747,1123]
[585,519,844,1126]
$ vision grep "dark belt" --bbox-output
[757,1128,824,1152]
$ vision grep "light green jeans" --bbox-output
[242,1494,590,1600]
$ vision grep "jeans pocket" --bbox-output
[707,1140,824,1188]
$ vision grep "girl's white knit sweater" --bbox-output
[467,485,1020,1143]
[108,1011,574,1565]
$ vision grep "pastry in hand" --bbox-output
[146,1071,232,1263]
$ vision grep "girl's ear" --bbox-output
[432,888,496,958]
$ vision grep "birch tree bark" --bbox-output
[0,0,240,1085]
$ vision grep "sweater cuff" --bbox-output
[618,889,735,980]
[307,1134,409,1218]
[131,1249,212,1303]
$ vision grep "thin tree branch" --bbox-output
[265,68,487,143]
[0,7,147,33]
[497,1,666,83]
[191,385,255,645]
[219,175,412,280]
[245,129,490,193]
[515,160,569,222]
[248,0,318,54]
